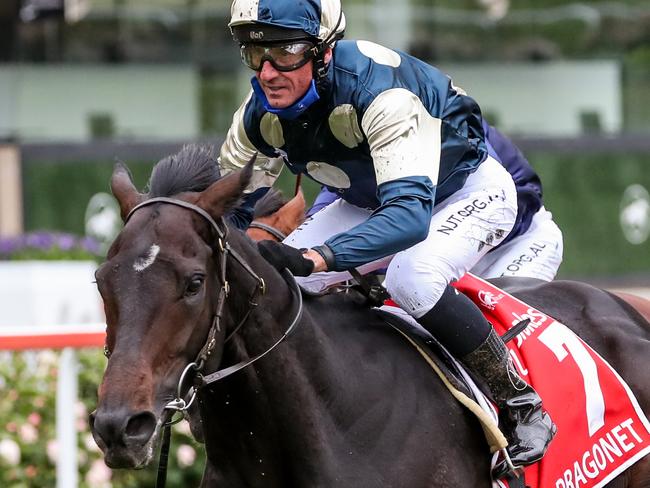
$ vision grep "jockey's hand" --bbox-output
[258,240,315,276]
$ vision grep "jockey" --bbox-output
[219,0,555,476]
[308,121,565,281]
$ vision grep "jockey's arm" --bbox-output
[219,93,284,229]
[308,89,440,272]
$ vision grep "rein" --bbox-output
[120,196,304,488]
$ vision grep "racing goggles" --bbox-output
[240,41,316,72]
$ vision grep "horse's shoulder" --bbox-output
[303,291,425,342]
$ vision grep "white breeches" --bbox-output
[469,206,563,282]
[285,157,518,318]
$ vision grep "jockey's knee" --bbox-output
[385,254,447,319]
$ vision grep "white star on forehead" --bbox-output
[133,244,160,272]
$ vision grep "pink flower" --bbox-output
[85,459,112,486]
[76,417,88,432]
[6,422,17,433]
[27,413,41,426]
[75,402,89,432]
[25,465,37,478]
[176,444,196,468]
[75,401,88,420]
[0,438,21,466]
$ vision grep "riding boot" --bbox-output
[414,285,555,478]
[461,327,556,478]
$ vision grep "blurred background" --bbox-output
[0,0,649,486]
[0,0,648,280]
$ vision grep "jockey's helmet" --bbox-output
[229,0,346,46]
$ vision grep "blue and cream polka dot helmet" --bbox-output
[229,0,346,45]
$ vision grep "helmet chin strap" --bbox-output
[312,43,331,95]
[312,8,344,95]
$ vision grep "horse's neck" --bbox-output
[199,270,487,487]
[202,271,343,484]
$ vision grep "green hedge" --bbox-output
[22,154,650,277]
[530,153,650,277]
[23,161,155,236]
[22,160,320,236]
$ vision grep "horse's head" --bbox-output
[90,148,254,468]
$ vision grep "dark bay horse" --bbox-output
[90,146,650,487]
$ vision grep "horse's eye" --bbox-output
[185,275,204,296]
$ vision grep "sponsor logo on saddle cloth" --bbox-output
[453,273,650,488]
[478,290,505,310]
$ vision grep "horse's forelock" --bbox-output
[147,144,221,198]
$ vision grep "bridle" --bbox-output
[248,220,287,241]
[114,196,304,487]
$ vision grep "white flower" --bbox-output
[38,350,59,367]
[85,459,112,486]
[47,439,59,463]
[176,444,196,467]
[174,420,192,437]
[36,350,59,375]
[84,433,101,453]
[19,423,38,444]
[0,438,21,466]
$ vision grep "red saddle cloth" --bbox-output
[452,273,650,488]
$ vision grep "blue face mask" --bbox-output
[251,77,320,120]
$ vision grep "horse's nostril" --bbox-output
[125,411,157,442]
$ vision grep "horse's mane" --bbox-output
[253,188,287,218]
[147,144,221,197]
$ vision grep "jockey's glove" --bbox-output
[258,240,315,277]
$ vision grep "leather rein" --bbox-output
[115,196,304,488]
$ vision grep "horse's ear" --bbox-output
[111,162,144,221]
[282,189,307,224]
[287,189,306,211]
[198,154,255,218]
